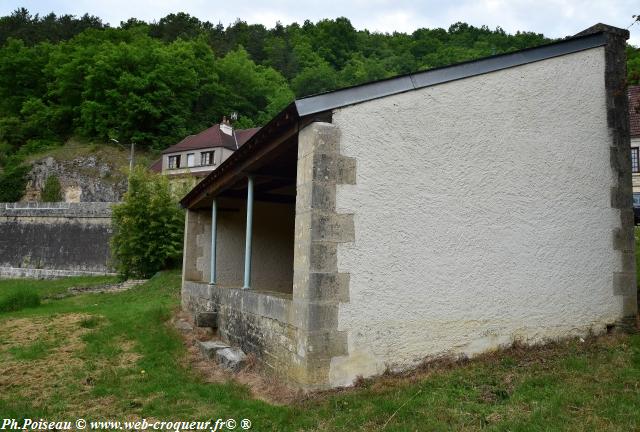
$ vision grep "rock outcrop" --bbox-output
[23,156,127,202]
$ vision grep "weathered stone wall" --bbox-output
[0,202,115,278]
[182,281,299,377]
[592,25,638,322]
[291,122,355,388]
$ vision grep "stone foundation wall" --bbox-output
[181,281,300,383]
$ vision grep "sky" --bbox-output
[2,0,640,46]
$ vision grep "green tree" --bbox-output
[0,162,28,202]
[214,47,294,125]
[339,53,389,87]
[111,167,185,278]
[0,39,51,118]
[292,61,339,97]
[148,12,209,42]
[308,17,358,69]
[41,175,62,202]
[628,45,640,85]
[0,8,105,45]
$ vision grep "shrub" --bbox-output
[111,167,185,278]
[0,289,40,312]
[16,138,59,156]
[0,162,29,202]
[41,175,62,202]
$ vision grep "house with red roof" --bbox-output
[151,118,259,182]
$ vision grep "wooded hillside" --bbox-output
[0,7,638,157]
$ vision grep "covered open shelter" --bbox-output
[180,24,637,389]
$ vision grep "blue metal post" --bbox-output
[210,199,217,285]
[243,176,254,289]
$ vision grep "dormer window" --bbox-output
[168,155,180,169]
[201,151,215,166]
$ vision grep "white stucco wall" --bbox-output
[329,46,625,386]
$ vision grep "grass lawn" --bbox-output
[0,272,639,431]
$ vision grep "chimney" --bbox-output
[220,116,233,136]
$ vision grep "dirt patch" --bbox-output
[0,313,141,417]
[0,313,91,404]
[118,339,142,368]
[174,311,303,405]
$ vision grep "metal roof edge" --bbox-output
[295,32,607,117]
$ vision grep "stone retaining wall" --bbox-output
[0,202,115,278]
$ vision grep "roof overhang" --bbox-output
[180,104,303,209]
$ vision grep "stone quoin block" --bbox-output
[194,311,218,328]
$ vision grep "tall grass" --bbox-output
[0,289,40,312]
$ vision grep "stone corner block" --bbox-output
[215,347,247,371]
[198,340,230,360]
[299,272,350,302]
[296,181,337,213]
[613,271,637,296]
[291,301,339,331]
[298,330,348,358]
[613,227,634,252]
[311,212,355,243]
[298,122,341,158]
[611,185,633,209]
[312,153,357,185]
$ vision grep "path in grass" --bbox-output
[0,272,639,431]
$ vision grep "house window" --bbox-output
[187,153,195,167]
[632,147,639,173]
[168,155,180,169]
[201,151,214,166]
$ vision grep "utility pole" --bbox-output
[129,142,135,172]
[110,138,135,173]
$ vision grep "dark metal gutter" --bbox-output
[294,32,607,116]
